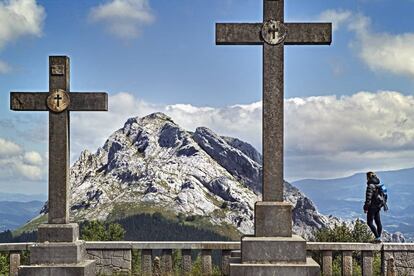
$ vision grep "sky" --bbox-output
[1,0,414,194]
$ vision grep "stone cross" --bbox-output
[10,56,108,224]
[216,0,331,202]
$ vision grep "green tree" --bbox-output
[315,220,378,276]
[352,219,374,243]
[81,220,125,241]
[0,253,9,275]
[108,223,126,241]
[81,220,108,241]
[315,220,373,243]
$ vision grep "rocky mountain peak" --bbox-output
[65,113,347,239]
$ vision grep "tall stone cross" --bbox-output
[216,0,331,202]
[10,56,108,225]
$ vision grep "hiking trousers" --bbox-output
[367,207,382,238]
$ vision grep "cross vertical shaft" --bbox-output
[263,43,284,201]
[263,0,284,201]
[214,1,331,274]
[49,56,70,224]
[264,0,283,21]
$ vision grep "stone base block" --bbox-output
[255,201,292,237]
[38,223,79,242]
[242,235,307,263]
[229,257,241,264]
[19,260,96,276]
[230,257,320,276]
[30,241,86,265]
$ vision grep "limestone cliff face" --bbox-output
[65,112,341,239]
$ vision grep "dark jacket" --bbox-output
[364,176,380,211]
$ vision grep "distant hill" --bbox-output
[293,167,414,239]
[0,192,46,202]
[0,200,44,232]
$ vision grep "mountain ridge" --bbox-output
[18,112,402,242]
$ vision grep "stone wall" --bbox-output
[383,251,414,275]
[87,249,132,275]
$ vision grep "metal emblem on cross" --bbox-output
[47,89,70,113]
[262,20,287,45]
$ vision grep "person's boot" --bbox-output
[374,237,382,243]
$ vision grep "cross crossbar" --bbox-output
[216,23,331,45]
[10,92,108,111]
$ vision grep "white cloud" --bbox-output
[72,91,414,181]
[89,0,155,39]
[70,92,262,161]
[0,138,44,181]
[319,10,352,32]
[319,9,414,77]
[0,0,45,49]
[285,91,414,180]
[24,151,42,166]
[0,138,22,157]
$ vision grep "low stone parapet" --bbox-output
[2,241,414,275]
[87,249,132,275]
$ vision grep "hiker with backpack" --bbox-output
[363,171,388,243]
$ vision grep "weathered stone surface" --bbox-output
[48,56,71,224]
[29,241,86,265]
[161,249,173,275]
[222,250,232,276]
[362,251,373,276]
[307,242,382,251]
[10,252,20,276]
[87,249,131,274]
[284,23,332,45]
[322,250,332,276]
[383,250,414,275]
[141,249,152,276]
[229,257,320,276]
[10,92,108,112]
[342,251,353,276]
[19,260,96,276]
[201,249,212,276]
[255,201,292,237]
[230,250,241,258]
[182,249,192,276]
[37,223,79,243]
[241,235,307,263]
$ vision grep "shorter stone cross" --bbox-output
[10,56,108,225]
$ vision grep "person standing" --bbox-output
[363,171,385,243]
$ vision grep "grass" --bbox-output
[12,214,47,237]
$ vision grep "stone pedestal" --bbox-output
[18,223,96,276]
[19,260,96,276]
[37,223,79,242]
[230,258,320,276]
[255,202,292,237]
[230,202,321,276]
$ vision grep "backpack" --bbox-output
[374,184,388,211]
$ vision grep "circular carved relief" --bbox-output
[47,89,70,113]
[261,20,287,45]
